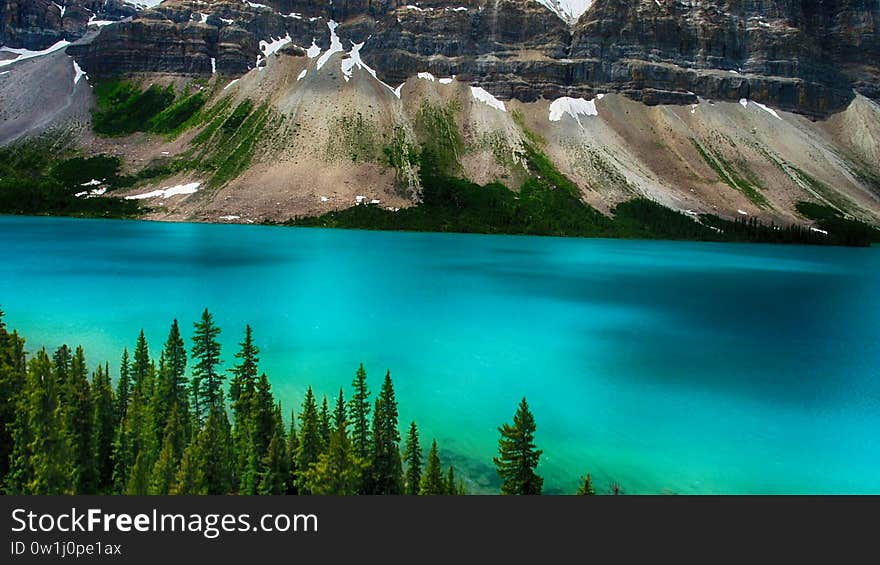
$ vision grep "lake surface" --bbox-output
[2,215,879,494]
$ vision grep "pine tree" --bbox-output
[319,395,331,447]
[305,425,362,495]
[402,421,422,495]
[153,320,188,440]
[257,409,289,495]
[371,370,402,494]
[230,325,260,489]
[241,373,275,494]
[52,344,72,388]
[149,433,178,495]
[296,387,322,493]
[0,308,27,487]
[419,440,445,495]
[92,364,115,492]
[577,473,596,495]
[115,348,131,425]
[445,466,459,495]
[332,388,346,432]
[131,330,153,398]
[63,346,96,493]
[286,412,299,494]
[198,403,234,495]
[12,349,71,494]
[348,363,371,462]
[191,308,222,423]
[172,439,205,495]
[494,397,543,495]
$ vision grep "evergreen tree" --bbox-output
[295,387,322,493]
[52,344,72,388]
[0,308,27,487]
[10,349,70,494]
[332,388,346,433]
[172,440,205,495]
[305,425,362,495]
[319,395,331,447]
[92,364,116,492]
[419,440,445,495]
[153,320,188,441]
[149,433,178,495]
[494,397,543,495]
[240,373,276,494]
[348,363,371,467]
[371,370,402,494]
[230,325,260,489]
[577,473,596,495]
[257,408,289,495]
[191,308,222,422]
[402,421,422,495]
[445,466,458,496]
[131,330,153,397]
[115,348,131,425]
[286,412,299,495]
[63,346,96,493]
[198,403,234,495]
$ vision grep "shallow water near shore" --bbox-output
[3,215,879,493]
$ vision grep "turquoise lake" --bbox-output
[2,215,879,494]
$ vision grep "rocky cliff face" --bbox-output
[1,0,137,50]
[44,0,877,118]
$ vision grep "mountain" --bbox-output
[1,0,879,235]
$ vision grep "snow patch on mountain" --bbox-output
[471,86,506,112]
[533,0,593,26]
[549,96,598,126]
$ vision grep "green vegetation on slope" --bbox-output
[692,139,769,208]
[0,309,613,495]
[0,139,141,217]
[92,79,206,137]
[795,201,880,246]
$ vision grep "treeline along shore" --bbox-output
[0,307,609,496]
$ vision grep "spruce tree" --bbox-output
[494,397,543,495]
[371,370,402,494]
[332,388,346,432]
[319,395,331,447]
[286,411,299,494]
[198,403,234,495]
[64,346,96,493]
[52,344,72,388]
[348,363,371,463]
[0,308,27,487]
[445,466,459,496]
[295,387,322,493]
[191,308,222,423]
[241,373,276,494]
[92,364,116,492]
[153,320,188,440]
[419,440,445,495]
[172,439,205,495]
[402,421,422,495]
[14,349,71,494]
[230,325,260,489]
[305,425,362,495]
[115,348,131,425]
[257,409,289,495]
[131,330,153,398]
[577,473,596,495]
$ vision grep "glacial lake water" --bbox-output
[2,215,879,494]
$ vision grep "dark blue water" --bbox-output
[2,215,879,493]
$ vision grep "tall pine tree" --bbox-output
[493,397,543,495]
[371,370,402,494]
[191,308,222,423]
[295,387,322,493]
[402,421,422,495]
[419,439,445,495]
[92,364,115,492]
